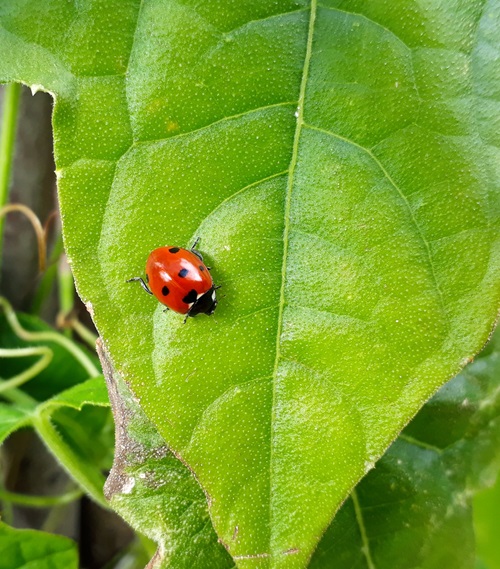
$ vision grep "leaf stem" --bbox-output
[69,318,98,349]
[0,83,21,263]
[57,254,74,338]
[352,488,376,569]
[0,383,37,407]
[31,233,64,315]
[0,472,14,524]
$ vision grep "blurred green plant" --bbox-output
[0,521,78,569]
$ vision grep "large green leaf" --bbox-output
[1,1,499,567]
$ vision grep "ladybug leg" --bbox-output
[214,284,222,290]
[126,277,153,296]
[191,237,204,261]
[163,307,170,313]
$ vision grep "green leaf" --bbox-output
[1,1,500,566]
[98,340,233,569]
[310,327,500,568]
[475,479,500,569]
[0,403,30,444]
[40,374,109,410]
[39,374,112,473]
[0,312,92,400]
[0,522,78,569]
[32,376,111,506]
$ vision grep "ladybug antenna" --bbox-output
[191,236,201,250]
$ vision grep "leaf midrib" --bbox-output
[268,0,317,551]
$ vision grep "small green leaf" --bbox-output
[0,521,78,569]
[33,376,111,506]
[40,375,109,411]
[40,375,113,471]
[0,403,30,444]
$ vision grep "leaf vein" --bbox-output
[303,122,449,327]
[134,102,296,145]
[196,169,289,230]
[317,3,412,53]
[352,489,377,569]
[398,433,443,454]
[270,0,317,541]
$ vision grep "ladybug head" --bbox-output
[188,286,218,317]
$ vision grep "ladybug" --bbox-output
[127,238,219,322]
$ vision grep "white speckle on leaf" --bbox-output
[121,477,135,494]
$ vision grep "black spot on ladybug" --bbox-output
[199,265,205,271]
[162,286,169,296]
[169,247,180,253]
[178,268,189,278]
[182,289,198,304]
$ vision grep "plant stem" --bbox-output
[31,233,64,315]
[70,318,98,348]
[0,487,82,508]
[0,83,21,264]
[57,254,74,338]
[0,466,14,525]
[0,381,37,408]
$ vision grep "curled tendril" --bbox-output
[0,203,46,272]
[0,296,99,378]
[0,346,52,395]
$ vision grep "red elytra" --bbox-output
[128,241,218,320]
